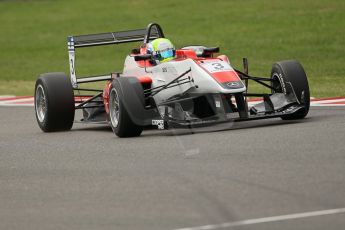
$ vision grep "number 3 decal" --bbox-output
[201,61,232,73]
[212,63,224,70]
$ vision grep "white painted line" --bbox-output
[311,104,345,107]
[174,208,345,230]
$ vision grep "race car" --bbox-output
[34,23,310,137]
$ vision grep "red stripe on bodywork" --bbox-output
[136,60,154,68]
[137,76,152,84]
[176,49,197,59]
[211,71,240,83]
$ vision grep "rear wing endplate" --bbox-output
[67,23,164,87]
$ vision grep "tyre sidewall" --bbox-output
[109,79,143,137]
[271,60,310,119]
[34,73,75,132]
[109,85,123,135]
[35,79,50,131]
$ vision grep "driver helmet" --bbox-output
[147,38,175,63]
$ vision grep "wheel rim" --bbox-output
[271,73,283,94]
[109,88,120,128]
[35,85,47,123]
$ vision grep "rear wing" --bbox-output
[67,23,164,87]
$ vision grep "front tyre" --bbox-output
[109,82,143,137]
[34,72,75,132]
[271,60,310,120]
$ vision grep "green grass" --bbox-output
[0,0,344,97]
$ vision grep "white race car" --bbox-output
[34,23,310,137]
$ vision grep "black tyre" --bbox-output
[109,79,143,137]
[34,72,75,132]
[271,60,310,120]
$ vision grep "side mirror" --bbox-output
[134,54,152,61]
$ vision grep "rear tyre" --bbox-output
[34,72,75,132]
[109,80,143,137]
[270,60,310,120]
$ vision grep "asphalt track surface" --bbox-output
[1,106,345,230]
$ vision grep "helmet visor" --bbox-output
[160,49,175,60]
